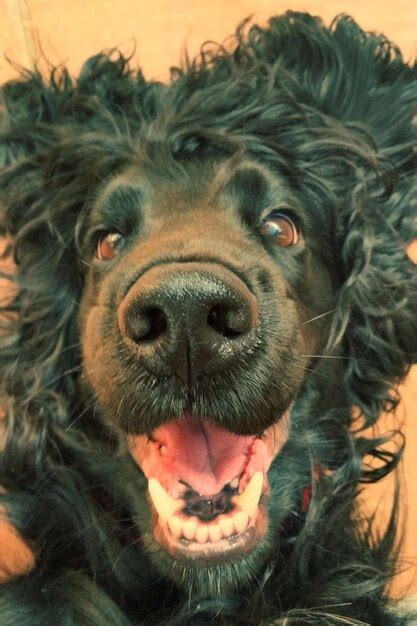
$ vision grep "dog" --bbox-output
[0,11,416,625]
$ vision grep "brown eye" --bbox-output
[96,232,125,261]
[260,212,300,247]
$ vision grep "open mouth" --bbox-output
[128,413,290,565]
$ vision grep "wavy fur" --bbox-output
[0,12,416,625]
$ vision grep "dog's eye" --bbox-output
[260,212,299,247]
[96,232,125,261]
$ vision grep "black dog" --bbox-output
[0,12,416,625]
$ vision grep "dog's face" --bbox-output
[77,148,337,586]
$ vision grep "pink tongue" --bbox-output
[154,418,255,495]
[132,417,258,496]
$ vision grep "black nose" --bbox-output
[118,262,259,381]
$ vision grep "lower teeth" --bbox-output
[168,508,250,543]
[148,472,264,544]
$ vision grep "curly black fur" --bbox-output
[0,12,416,625]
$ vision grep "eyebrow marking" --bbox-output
[91,184,144,235]
[100,185,143,219]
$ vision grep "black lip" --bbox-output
[127,413,276,440]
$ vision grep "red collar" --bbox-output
[301,484,312,513]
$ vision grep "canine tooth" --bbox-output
[233,471,263,518]
[233,510,249,534]
[177,482,187,495]
[219,516,234,538]
[182,517,198,541]
[148,478,182,523]
[208,524,222,543]
[229,478,239,489]
[160,445,167,456]
[168,515,183,538]
[195,524,209,543]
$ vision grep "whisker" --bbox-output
[66,394,99,430]
[22,364,86,406]
[79,259,101,274]
[302,308,339,325]
[303,354,376,364]
[111,537,142,573]
[59,341,83,353]
[290,362,335,381]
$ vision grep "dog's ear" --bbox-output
[268,15,417,427]
[0,51,163,163]
[329,177,416,428]
[0,54,161,459]
[243,13,417,427]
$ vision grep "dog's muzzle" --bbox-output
[118,261,290,563]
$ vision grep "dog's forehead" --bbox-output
[91,157,295,225]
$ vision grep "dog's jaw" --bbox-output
[128,413,290,564]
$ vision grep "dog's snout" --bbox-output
[118,262,259,380]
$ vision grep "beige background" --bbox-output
[0,0,416,598]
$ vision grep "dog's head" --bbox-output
[1,13,416,597]
[76,145,335,571]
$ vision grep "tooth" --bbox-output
[182,517,198,541]
[232,471,263,518]
[229,478,239,489]
[208,524,221,543]
[195,524,209,543]
[219,516,234,538]
[168,515,183,538]
[177,482,187,495]
[160,445,167,456]
[171,487,180,499]
[148,478,182,523]
[171,482,188,499]
[233,510,249,534]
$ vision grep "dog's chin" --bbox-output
[127,412,290,567]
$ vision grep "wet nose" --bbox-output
[118,262,259,381]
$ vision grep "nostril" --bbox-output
[207,305,243,339]
[145,307,168,341]
[130,306,168,343]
